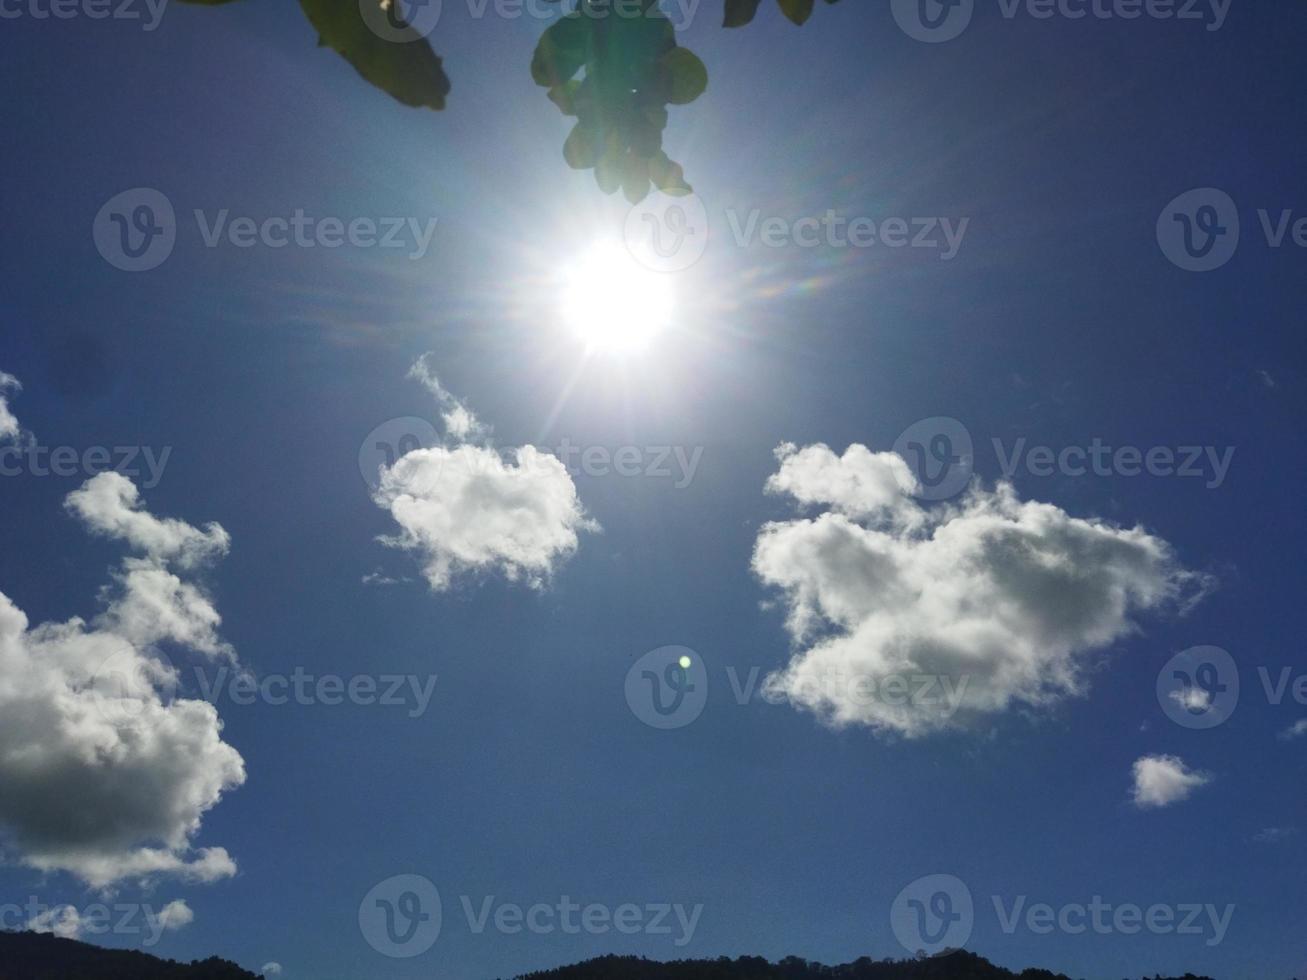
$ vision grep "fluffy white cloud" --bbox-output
[26,904,84,939]
[0,371,22,442]
[66,473,230,569]
[1131,754,1210,808]
[373,360,597,592]
[754,443,1209,737]
[261,964,284,976]
[156,898,195,931]
[377,445,597,592]
[0,476,245,888]
[766,442,922,527]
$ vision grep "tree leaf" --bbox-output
[649,152,692,196]
[777,0,815,25]
[547,80,582,116]
[621,152,651,205]
[723,0,764,27]
[661,47,708,106]
[298,0,450,110]
[563,122,599,169]
[724,0,840,28]
[531,14,589,88]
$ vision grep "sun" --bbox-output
[560,244,674,354]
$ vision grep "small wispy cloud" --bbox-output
[1253,827,1297,844]
[407,353,488,441]
[1279,719,1307,741]
[361,570,411,587]
[1169,686,1212,712]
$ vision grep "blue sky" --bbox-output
[0,2,1305,979]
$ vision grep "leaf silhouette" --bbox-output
[725,0,841,27]
[533,1,701,203]
[175,0,844,197]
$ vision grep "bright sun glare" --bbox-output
[561,244,674,354]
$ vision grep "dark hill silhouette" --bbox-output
[0,930,259,980]
[511,950,1217,980]
[0,932,1227,980]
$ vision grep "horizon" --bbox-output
[1,2,1305,979]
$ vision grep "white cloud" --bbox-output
[156,899,195,931]
[1279,719,1307,741]
[361,570,411,587]
[0,476,245,888]
[96,559,234,661]
[26,904,84,939]
[1131,754,1210,809]
[66,472,230,569]
[373,359,597,592]
[1169,686,1212,712]
[407,353,488,441]
[0,371,23,442]
[754,443,1209,737]
[766,442,922,527]
[26,898,194,942]
[261,963,284,976]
